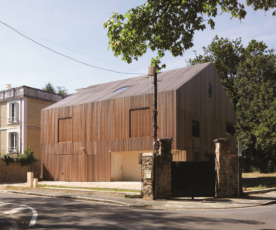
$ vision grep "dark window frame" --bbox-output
[192,120,200,138]
[208,84,212,98]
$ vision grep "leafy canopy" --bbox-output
[42,83,68,97]
[42,82,56,94]
[188,37,276,172]
[104,0,276,71]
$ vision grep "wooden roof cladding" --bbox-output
[44,62,212,109]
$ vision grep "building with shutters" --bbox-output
[41,62,236,182]
[0,85,63,159]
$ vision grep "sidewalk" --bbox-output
[1,182,276,210]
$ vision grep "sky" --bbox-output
[0,0,275,94]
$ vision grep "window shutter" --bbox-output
[59,118,73,142]
[130,108,151,138]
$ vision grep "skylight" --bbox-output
[115,86,130,92]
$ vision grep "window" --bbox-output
[192,120,200,138]
[58,118,72,142]
[9,132,18,153]
[130,108,151,138]
[115,86,130,92]
[208,84,212,98]
[8,102,19,124]
[226,122,235,136]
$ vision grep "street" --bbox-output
[0,193,276,230]
[0,192,276,229]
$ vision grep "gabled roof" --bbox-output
[45,62,212,109]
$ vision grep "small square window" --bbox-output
[192,120,200,138]
[208,84,212,98]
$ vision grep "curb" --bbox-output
[8,190,146,208]
[4,190,276,210]
[262,200,276,205]
[243,188,276,194]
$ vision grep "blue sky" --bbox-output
[0,0,275,94]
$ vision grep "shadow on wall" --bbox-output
[42,163,55,181]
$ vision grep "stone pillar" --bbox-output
[27,172,33,187]
[141,153,154,200]
[214,138,241,198]
[155,137,173,199]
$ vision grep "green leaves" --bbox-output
[0,147,38,167]
[17,147,38,167]
[104,0,275,70]
[188,36,276,172]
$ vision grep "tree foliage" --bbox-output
[42,82,56,94]
[57,86,68,97]
[188,37,276,172]
[42,83,68,97]
[0,147,38,167]
[104,0,275,70]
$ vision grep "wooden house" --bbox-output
[41,62,236,182]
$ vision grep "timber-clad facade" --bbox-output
[41,62,236,182]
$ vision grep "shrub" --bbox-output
[0,147,38,166]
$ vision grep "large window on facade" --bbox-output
[8,102,19,124]
[9,132,18,153]
[130,108,151,138]
[58,118,72,142]
[192,120,200,138]
[226,122,235,136]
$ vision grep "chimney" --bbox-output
[6,84,11,89]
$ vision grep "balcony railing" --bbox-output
[7,117,19,124]
[8,147,18,153]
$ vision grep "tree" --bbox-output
[42,83,68,97]
[188,37,276,172]
[42,82,56,94]
[235,42,276,172]
[187,35,244,110]
[57,86,68,97]
[104,0,275,70]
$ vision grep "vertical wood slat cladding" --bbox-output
[58,118,72,142]
[130,108,151,138]
[41,63,235,181]
[175,64,236,161]
[41,92,176,182]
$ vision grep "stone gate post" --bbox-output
[214,138,241,198]
[141,153,154,200]
[155,137,173,199]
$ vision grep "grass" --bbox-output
[242,172,276,178]
[242,172,276,187]
[37,184,139,193]
[5,184,140,193]
[245,183,276,191]
[5,186,30,190]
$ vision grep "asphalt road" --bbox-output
[0,192,276,230]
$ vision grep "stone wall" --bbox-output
[214,138,242,198]
[0,160,40,183]
[141,153,154,200]
[155,137,172,199]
